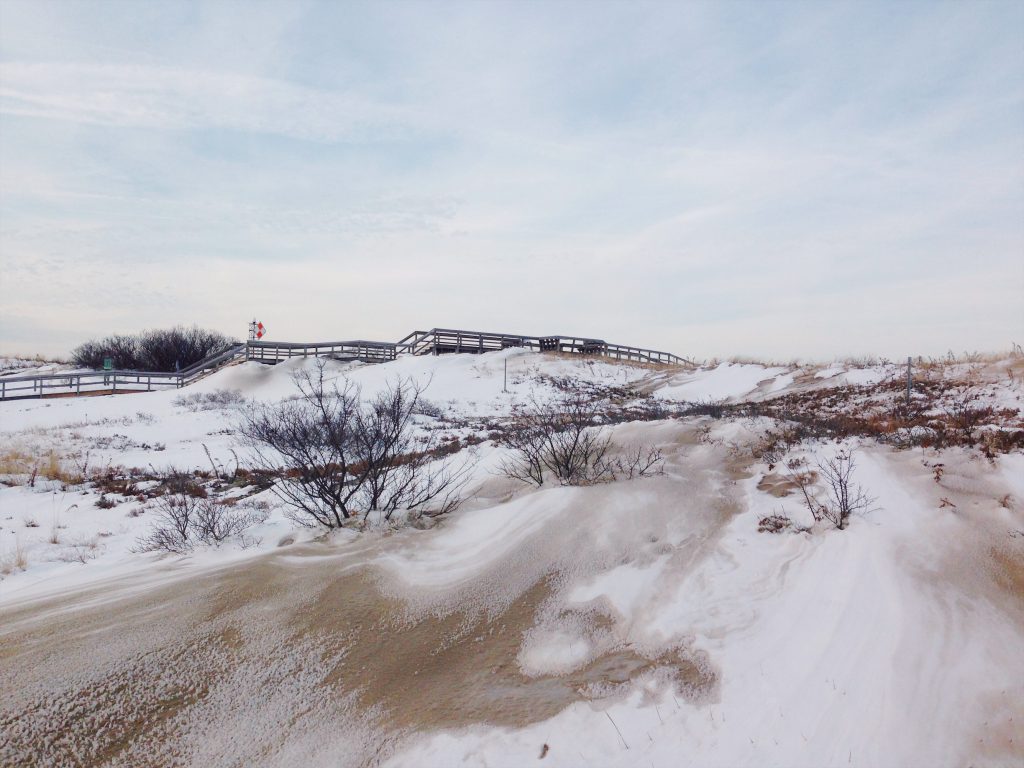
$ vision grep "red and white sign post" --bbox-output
[248,319,266,341]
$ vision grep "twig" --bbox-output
[605,711,629,750]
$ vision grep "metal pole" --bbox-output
[906,356,912,406]
[504,357,508,393]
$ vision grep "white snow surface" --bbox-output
[1,350,1022,767]
[655,362,789,402]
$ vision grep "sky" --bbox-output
[1,0,1022,361]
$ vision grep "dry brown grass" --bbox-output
[721,376,1024,454]
[726,354,795,367]
[0,538,28,575]
[0,447,83,486]
[0,448,35,477]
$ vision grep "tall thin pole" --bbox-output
[906,356,912,406]
[504,357,508,393]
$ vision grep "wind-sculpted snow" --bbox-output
[1,350,1022,767]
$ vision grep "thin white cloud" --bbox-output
[0,62,423,142]
[0,1,1021,358]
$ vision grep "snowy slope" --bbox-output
[1,350,1022,768]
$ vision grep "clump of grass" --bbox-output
[173,389,244,411]
[0,537,28,575]
[0,448,35,481]
[0,448,85,487]
[58,537,100,564]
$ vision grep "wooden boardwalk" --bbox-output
[0,327,687,401]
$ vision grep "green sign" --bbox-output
[103,358,113,371]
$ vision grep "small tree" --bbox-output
[238,362,472,527]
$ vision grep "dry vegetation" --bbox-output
[697,365,1024,459]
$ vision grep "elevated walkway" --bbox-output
[0,326,688,401]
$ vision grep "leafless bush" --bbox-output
[817,448,874,530]
[943,388,993,444]
[136,493,199,553]
[193,500,264,544]
[682,399,728,419]
[58,537,101,564]
[160,471,208,498]
[784,458,823,523]
[785,449,874,531]
[499,394,664,487]
[134,492,265,552]
[413,398,444,418]
[238,361,472,527]
[71,326,236,372]
[70,334,139,370]
[173,389,245,411]
[608,445,666,480]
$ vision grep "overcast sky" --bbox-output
[1,0,1022,360]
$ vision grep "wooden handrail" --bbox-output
[0,326,688,401]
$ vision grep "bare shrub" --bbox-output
[683,399,728,419]
[58,537,100,564]
[173,389,245,411]
[817,448,874,530]
[160,471,208,498]
[413,398,444,418]
[135,492,264,553]
[943,388,993,445]
[71,326,236,372]
[610,445,666,480]
[192,500,265,544]
[136,493,200,553]
[785,449,874,531]
[785,458,824,524]
[499,393,664,487]
[238,361,472,527]
[70,334,139,370]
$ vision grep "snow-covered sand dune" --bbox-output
[1,351,1021,767]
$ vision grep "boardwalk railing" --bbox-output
[0,326,686,401]
[247,339,397,364]
[0,343,250,401]
[396,328,683,365]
